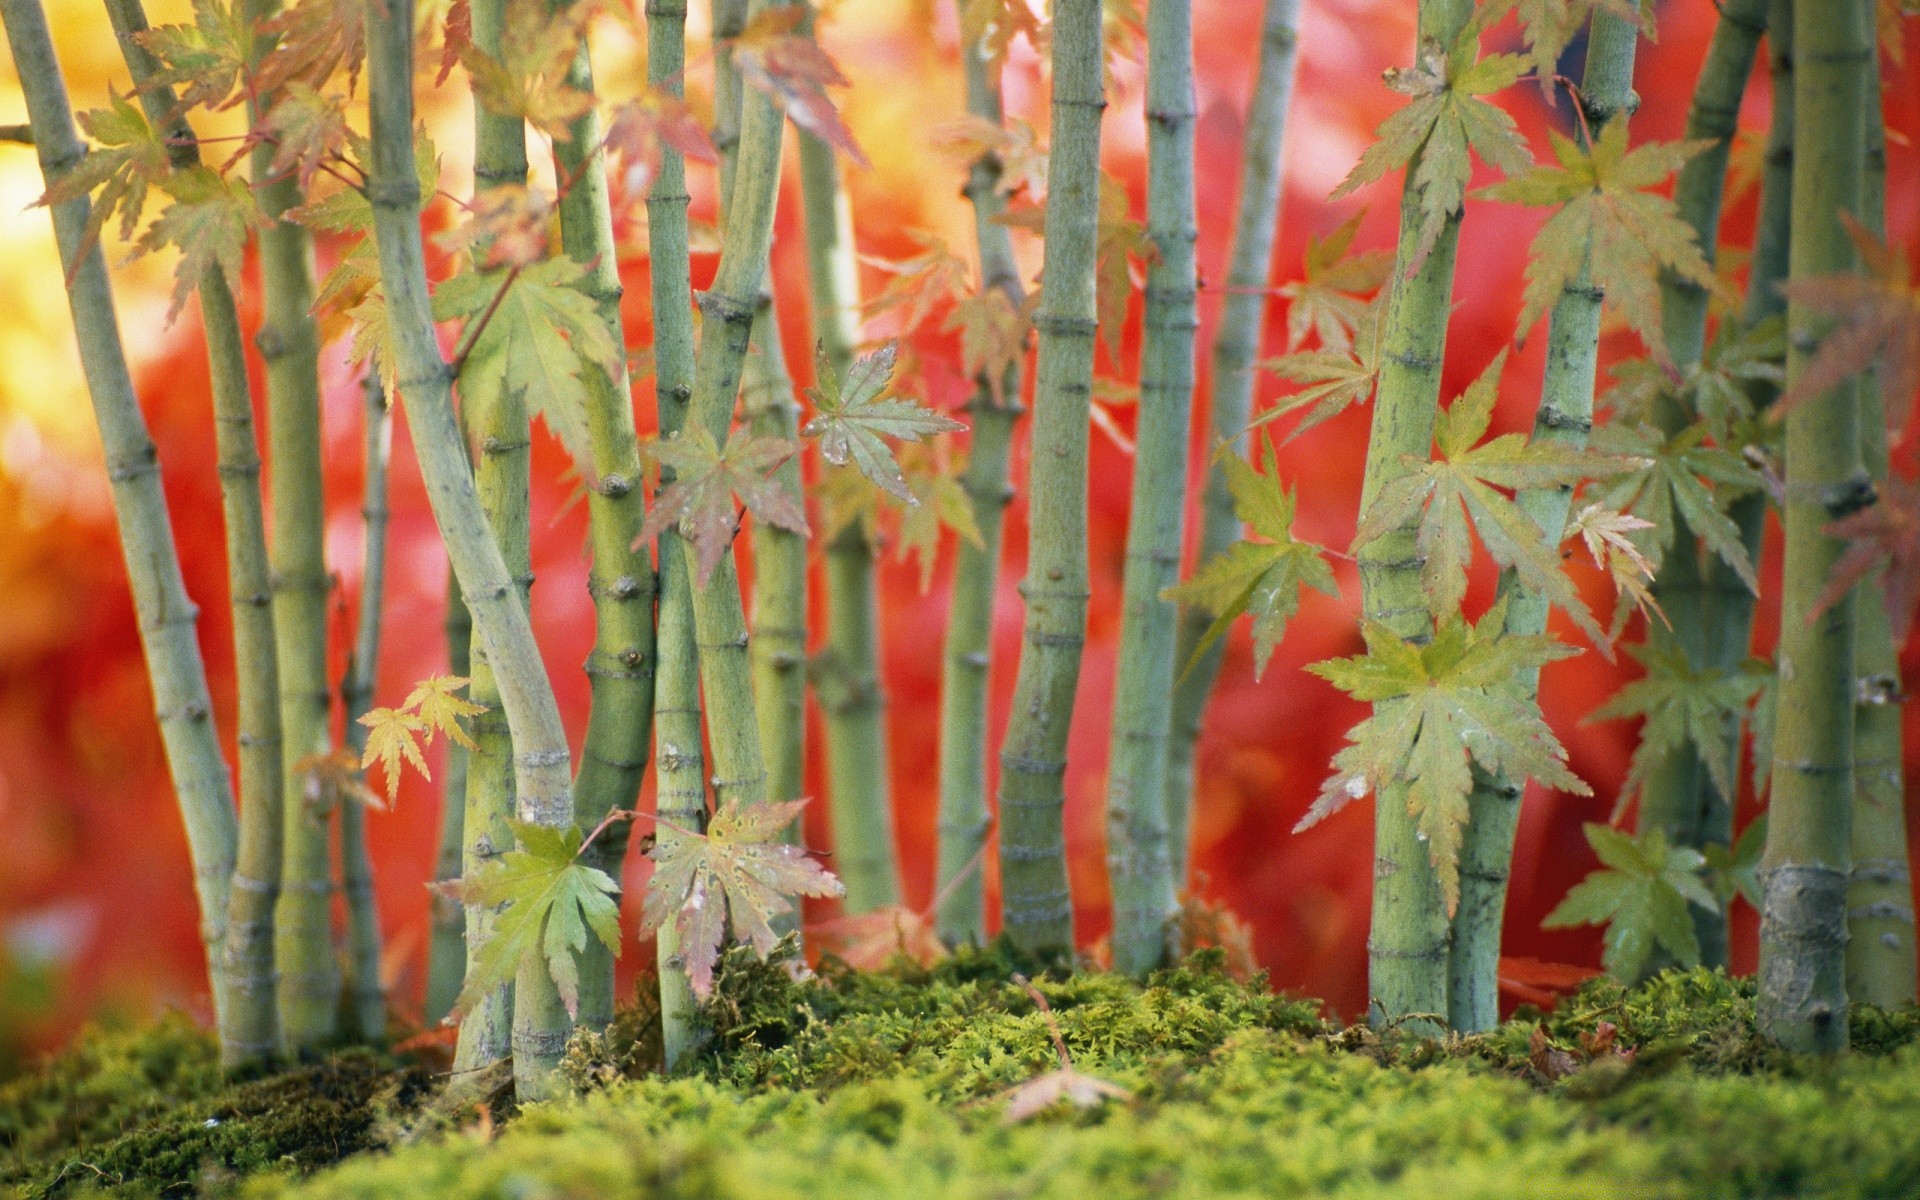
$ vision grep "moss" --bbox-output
[13,956,1920,1199]
[0,1019,433,1199]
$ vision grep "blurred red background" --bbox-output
[0,0,1916,1063]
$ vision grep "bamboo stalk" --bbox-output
[1757,0,1872,1054]
[1635,0,1770,972]
[1163,0,1300,887]
[424,576,470,1025]
[450,0,531,1080]
[933,0,1027,947]
[2,0,240,1040]
[339,373,392,1042]
[1358,0,1473,1029]
[1845,73,1915,1008]
[796,12,900,911]
[646,0,706,1068]
[549,16,656,1037]
[1106,0,1198,977]
[100,0,282,1068]
[993,0,1103,956]
[362,0,577,1094]
[243,0,339,1055]
[1445,11,1640,1033]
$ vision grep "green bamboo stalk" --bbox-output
[425,578,471,1026]
[1447,11,1639,1032]
[993,0,1103,956]
[550,17,656,1037]
[451,0,529,1080]
[1106,0,1198,977]
[244,0,338,1055]
[1358,0,1473,1029]
[1635,0,1770,973]
[796,20,900,913]
[362,0,577,1095]
[1757,0,1872,1054]
[1845,75,1915,1008]
[3,0,240,1039]
[709,0,807,869]
[338,372,392,1042]
[647,0,705,1069]
[1163,0,1300,886]
[101,0,282,1067]
[934,5,1026,947]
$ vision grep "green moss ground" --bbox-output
[7,947,1920,1199]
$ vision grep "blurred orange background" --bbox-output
[0,0,1916,1064]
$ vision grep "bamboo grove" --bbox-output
[2,0,1916,1100]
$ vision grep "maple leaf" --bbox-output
[36,90,169,271]
[960,0,1047,69]
[1567,502,1663,636]
[1277,210,1393,354]
[438,0,472,86]
[1354,350,1638,645]
[896,444,986,592]
[809,904,948,970]
[459,0,597,141]
[1588,641,1765,815]
[1543,822,1719,981]
[641,798,845,997]
[1883,0,1920,67]
[1253,301,1383,437]
[816,463,883,546]
[930,113,1048,200]
[358,705,429,802]
[1587,420,1764,588]
[450,821,621,1018]
[295,749,384,818]
[138,165,264,321]
[1170,894,1261,983]
[1774,214,1920,426]
[605,89,718,200]
[402,674,485,751]
[1163,436,1337,679]
[944,287,1033,401]
[996,175,1152,360]
[803,342,966,502]
[1476,121,1720,359]
[433,255,624,472]
[637,426,809,587]
[1477,0,1651,96]
[289,132,439,235]
[997,973,1133,1124]
[133,0,253,114]
[1810,474,1920,633]
[437,183,556,270]
[1297,603,1590,913]
[861,233,973,337]
[1702,813,1767,912]
[731,7,869,167]
[259,82,347,191]
[252,0,367,98]
[1330,26,1533,274]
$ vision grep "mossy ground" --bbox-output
[7,946,1920,1198]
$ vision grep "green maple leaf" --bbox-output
[1277,210,1393,354]
[1298,604,1590,912]
[1478,0,1651,94]
[433,256,625,474]
[641,798,845,998]
[1163,436,1338,679]
[1588,420,1764,589]
[1330,26,1533,274]
[1252,301,1383,437]
[36,89,170,270]
[259,82,348,191]
[1702,813,1767,912]
[1543,822,1718,981]
[134,0,254,114]
[802,342,966,502]
[1588,641,1766,817]
[1605,317,1785,450]
[449,821,621,1019]
[1354,350,1639,645]
[137,165,263,320]
[1475,120,1721,359]
[636,425,809,588]
[460,0,597,140]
